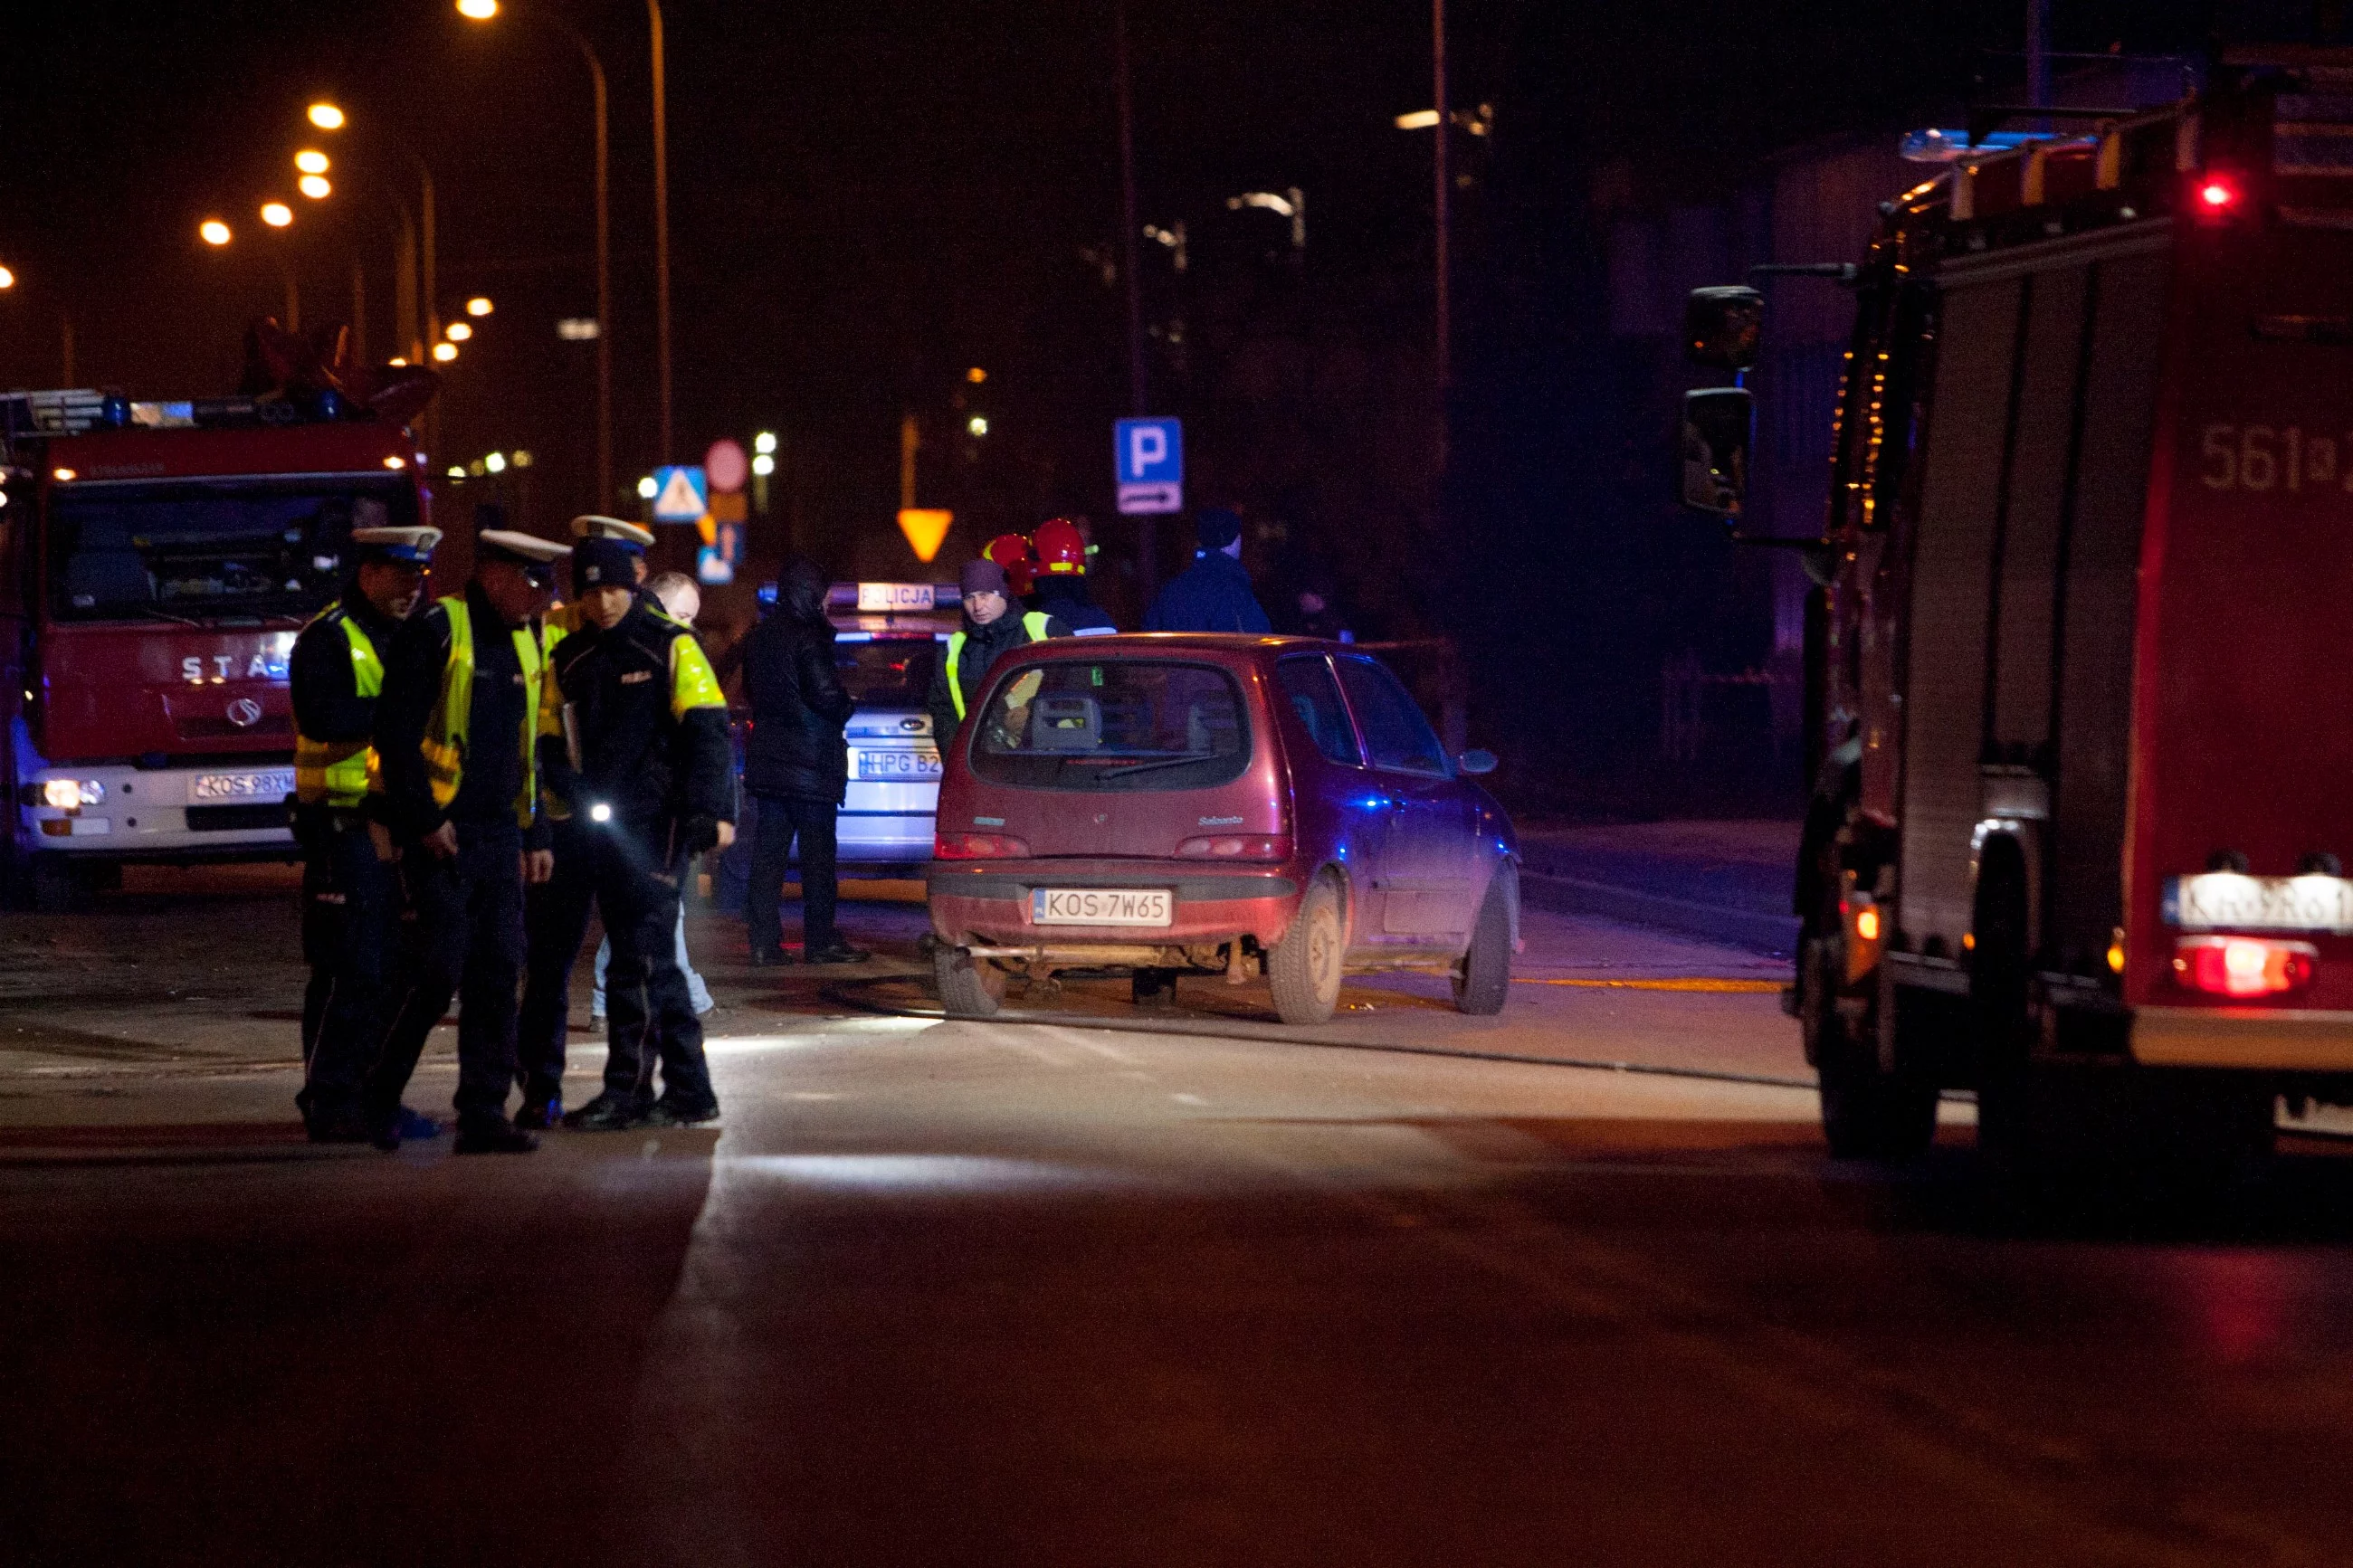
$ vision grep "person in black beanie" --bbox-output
[1142,508,1272,633]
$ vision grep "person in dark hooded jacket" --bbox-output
[739,559,864,965]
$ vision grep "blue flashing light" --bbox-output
[1900,128,2045,164]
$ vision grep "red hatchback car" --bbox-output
[927,634,1519,1023]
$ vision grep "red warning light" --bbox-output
[2199,178,2237,209]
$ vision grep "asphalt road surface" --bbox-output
[6,870,2353,1565]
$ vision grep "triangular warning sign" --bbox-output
[897,508,952,563]
[653,467,705,521]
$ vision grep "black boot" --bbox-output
[453,1117,540,1155]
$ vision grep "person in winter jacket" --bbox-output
[739,559,865,965]
[925,556,1070,747]
[1142,508,1272,633]
[1029,516,1118,635]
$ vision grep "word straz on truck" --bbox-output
[1677,48,2353,1183]
[0,383,430,907]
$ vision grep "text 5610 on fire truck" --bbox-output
[1681,49,2353,1179]
[0,384,430,908]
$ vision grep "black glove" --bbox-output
[681,814,723,856]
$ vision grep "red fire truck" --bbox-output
[1680,50,2353,1177]
[0,386,429,907]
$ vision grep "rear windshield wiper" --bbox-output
[1097,752,1219,781]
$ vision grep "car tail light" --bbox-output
[1176,834,1291,860]
[934,831,1032,860]
[2172,936,2316,999]
[2190,169,2248,225]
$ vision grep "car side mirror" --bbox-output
[1680,388,1752,518]
[1457,748,1497,775]
[1682,286,1762,370]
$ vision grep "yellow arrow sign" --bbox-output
[897,508,952,563]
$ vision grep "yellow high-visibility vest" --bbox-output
[944,612,1051,720]
[420,595,548,829]
[292,607,384,809]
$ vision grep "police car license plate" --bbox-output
[1031,888,1173,927]
[193,768,295,802]
[2166,873,2353,934]
[856,748,941,779]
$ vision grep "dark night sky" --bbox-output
[0,1,2240,796]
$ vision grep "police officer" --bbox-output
[514,514,657,1126]
[291,523,440,1145]
[369,528,569,1154]
[925,556,1070,746]
[547,537,737,1131]
[1028,517,1119,635]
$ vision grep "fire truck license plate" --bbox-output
[193,768,295,802]
[2166,873,2353,934]
[1031,888,1173,927]
[855,748,941,780]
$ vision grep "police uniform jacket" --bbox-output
[375,582,548,849]
[538,598,734,842]
[290,593,400,815]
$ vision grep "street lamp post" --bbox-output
[648,0,672,465]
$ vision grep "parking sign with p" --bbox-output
[1115,417,1182,516]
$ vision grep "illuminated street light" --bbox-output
[966,367,987,384]
[445,321,473,342]
[636,475,658,499]
[1394,109,1441,130]
[199,219,233,246]
[261,202,294,228]
[967,415,989,437]
[298,175,332,200]
[308,101,346,131]
[750,452,775,477]
[0,266,14,290]
[754,431,777,454]
[511,450,533,468]
[557,318,600,340]
[456,0,499,18]
[389,356,410,367]
[465,296,493,317]
[446,465,466,479]
[294,150,329,175]
[485,451,508,474]
[432,341,458,363]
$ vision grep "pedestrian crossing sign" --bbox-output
[651,465,709,524]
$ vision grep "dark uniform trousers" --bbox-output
[297,813,403,1119]
[516,818,595,1105]
[745,792,841,955]
[370,817,526,1126]
[593,817,716,1113]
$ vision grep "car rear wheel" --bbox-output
[1268,873,1345,1026]
[1453,863,1514,1015]
[934,946,1006,1018]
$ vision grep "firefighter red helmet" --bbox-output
[1034,516,1088,575]
[984,532,1036,597]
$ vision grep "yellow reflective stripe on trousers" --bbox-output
[293,609,385,808]
[944,612,1052,721]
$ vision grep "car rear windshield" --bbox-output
[49,475,418,622]
[968,659,1251,791]
[835,635,939,708]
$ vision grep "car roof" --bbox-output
[1012,632,1345,662]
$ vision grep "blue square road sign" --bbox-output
[1114,417,1182,516]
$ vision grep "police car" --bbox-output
[727,580,958,878]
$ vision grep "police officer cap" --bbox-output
[573,537,641,594]
[571,515,656,551]
[350,525,442,565]
[477,529,572,566]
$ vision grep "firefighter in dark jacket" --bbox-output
[545,537,737,1131]
[1029,516,1119,635]
[370,528,568,1155]
[289,523,440,1145]
[925,556,1070,747]
[739,558,862,965]
[514,513,657,1126]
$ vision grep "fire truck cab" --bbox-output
[0,390,426,907]
[1681,51,2353,1177]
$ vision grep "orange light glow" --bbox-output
[1855,907,1881,943]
